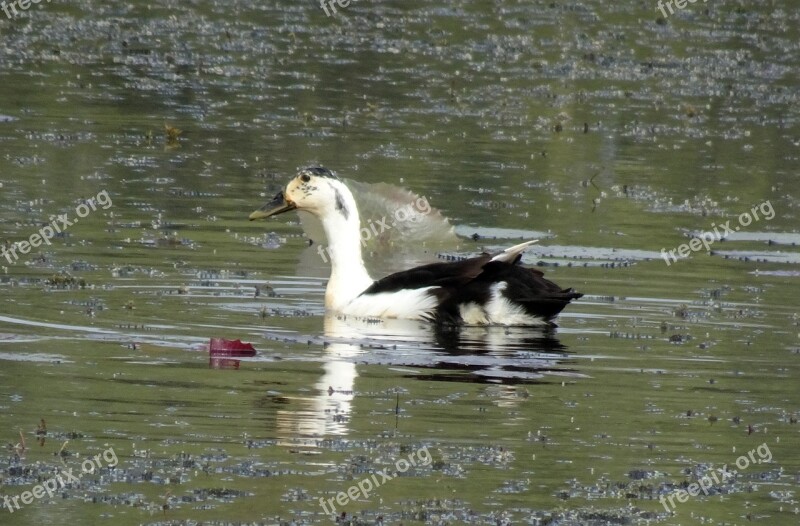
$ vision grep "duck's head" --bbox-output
[249,166,353,222]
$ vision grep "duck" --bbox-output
[249,166,582,326]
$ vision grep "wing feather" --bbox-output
[356,240,580,324]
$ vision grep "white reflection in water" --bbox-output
[277,314,580,438]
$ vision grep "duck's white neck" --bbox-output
[315,186,374,311]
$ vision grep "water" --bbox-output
[0,1,798,525]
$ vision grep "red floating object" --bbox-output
[209,338,257,357]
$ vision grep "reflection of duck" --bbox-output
[250,167,582,326]
[432,324,567,356]
[266,315,576,439]
[266,317,359,439]
[322,314,576,385]
[307,323,359,436]
[270,316,364,439]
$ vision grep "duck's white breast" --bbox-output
[339,282,549,326]
[341,286,440,320]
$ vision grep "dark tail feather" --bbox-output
[518,288,583,322]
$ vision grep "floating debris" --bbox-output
[209,338,257,357]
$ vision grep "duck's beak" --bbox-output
[249,191,296,220]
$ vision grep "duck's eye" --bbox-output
[300,173,311,183]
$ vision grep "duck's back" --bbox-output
[345,255,582,326]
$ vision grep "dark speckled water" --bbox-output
[0,1,798,525]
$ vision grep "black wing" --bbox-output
[362,255,582,325]
[435,261,583,324]
[362,254,492,294]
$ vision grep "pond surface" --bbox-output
[0,1,798,525]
